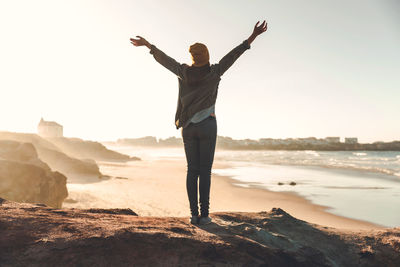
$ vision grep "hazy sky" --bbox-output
[0,0,399,142]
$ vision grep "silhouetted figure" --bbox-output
[130,21,267,225]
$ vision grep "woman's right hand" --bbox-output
[247,20,267,45]
[130,36,151,49]
[252,21,267,36]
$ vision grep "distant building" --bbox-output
[345,137,358,144]
[37,118,63,137]
[325,137,341,143]
[296,137,322,145]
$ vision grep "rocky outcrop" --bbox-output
[0,131,59,151]
[0,141,68,208]
[47,137,140,161]
[37,147,101,177]
[0,200,398,266]
[0,132,141,179]
[0,132,102,177]
[0,140,50,170]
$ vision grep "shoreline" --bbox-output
[65,158,384,230]
[212,172,383,230]
[212,160,400,228]
[211,160,383,230]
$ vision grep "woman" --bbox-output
[130,21,267,225]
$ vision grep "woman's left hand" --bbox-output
[130,36,151,49]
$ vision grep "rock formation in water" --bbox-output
[0,141,68,208]
[0,199,398,266]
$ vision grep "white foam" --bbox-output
[353,152,367,156]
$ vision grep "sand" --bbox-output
[74,158,384,231]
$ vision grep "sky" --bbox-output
[0,0,399,143]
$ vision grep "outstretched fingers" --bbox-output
[130,35,150,48]
[262,21,267,31]
[130,38,140,46]
[257,20,267,33]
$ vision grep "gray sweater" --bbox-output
[149,39,251,129]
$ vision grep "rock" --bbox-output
[99,175,111,180]
[47,137,140,162]
[0,200,399,266]
[83,208,138,216]
[37,147,101,177]
[0,160,68,208]
[64,198,78,204]
[0,140,68,208]
[0,141,36,161]
[0,131,60,151]
[290,181,297,186]
[0,132,102,178]
[0,140,50,171]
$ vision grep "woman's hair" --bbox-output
[189,43,209,67]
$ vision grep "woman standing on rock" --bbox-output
[130,21,267,225]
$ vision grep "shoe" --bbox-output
[198,216,212,225]
[190,216,199,224]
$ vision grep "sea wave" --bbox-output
[304,150,320,157]
[353,152,367,156]
[265,161,400,178]
[215,150,400,179]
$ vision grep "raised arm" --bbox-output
[217,20,267,76]
[130,36,184,78]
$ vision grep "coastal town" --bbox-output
[36,118,400,151]
[116,135,400,151]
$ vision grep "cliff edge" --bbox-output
[0,199,398,267]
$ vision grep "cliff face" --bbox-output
[0,199,398,267]
[36,147,101,177]
[0,141,68,208]
[47,137,139,161]
[0,132,102,177]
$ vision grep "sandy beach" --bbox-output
[65,157,382,230]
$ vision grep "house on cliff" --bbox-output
[37,118,63,138]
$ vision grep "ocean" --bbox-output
[212,150,400,227]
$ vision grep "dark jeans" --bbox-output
[182,116,217,217]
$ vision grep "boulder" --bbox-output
[0,140,68,208]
